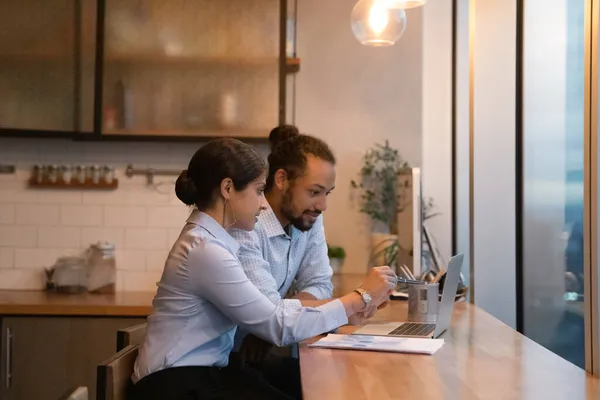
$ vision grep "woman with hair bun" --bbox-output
[131,138,397,400]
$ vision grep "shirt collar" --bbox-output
[259,203,288,238]
[186,209,240,254]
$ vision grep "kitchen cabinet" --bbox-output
[0,0,297,141]
[0,0,96,136]
[101,0,282,139]
[0,316,145,400]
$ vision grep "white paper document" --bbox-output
[309,334,444,355]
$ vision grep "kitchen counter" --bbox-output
[0,290,154,316]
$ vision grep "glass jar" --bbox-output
[76,165,86,184]
[47,164,58,183]
[103,165,115,184]
[52,256,88,294]
[60,165,72,184]
[86,241,117,293]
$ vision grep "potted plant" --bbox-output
[351,140,441,270]
[374,197,440,269]
[327,245,346,274]
[350,140,410,266]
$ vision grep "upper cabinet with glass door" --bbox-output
[101,0,284,138]
[0,0,95,134]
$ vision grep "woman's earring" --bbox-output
[223,198,237,229]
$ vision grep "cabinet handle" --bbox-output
[5,327,12,389]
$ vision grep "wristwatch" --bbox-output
[354,288,372,308]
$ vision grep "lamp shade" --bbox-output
[380,0,427,9]
[351,0,407,47]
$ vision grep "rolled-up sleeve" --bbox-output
[187,243,347,346]
[294,216,334,299]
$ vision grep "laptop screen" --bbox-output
[433,254,464,337]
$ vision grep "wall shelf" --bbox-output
[105,54,279,66]
[28,178,119,190]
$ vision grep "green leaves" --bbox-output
[327,245,347,259]
[351,141,437,235]
[351,141,409,234]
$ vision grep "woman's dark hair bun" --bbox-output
[175,170,198,206]
[268,124,299,150]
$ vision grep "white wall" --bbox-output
[422,0,454,270]
[295,0,423,274]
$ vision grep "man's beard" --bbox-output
[280,190,319,232]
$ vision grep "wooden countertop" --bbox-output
[0,290,154,316]
[302,274,600,400]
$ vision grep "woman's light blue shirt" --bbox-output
[133,210,348,383]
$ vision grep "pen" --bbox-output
[396,276,427,286]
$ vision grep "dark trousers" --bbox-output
[132,364,295,400]
[228,352,303,400]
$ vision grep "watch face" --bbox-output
[364,292,372,304]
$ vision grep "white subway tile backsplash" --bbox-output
[38,141,85,163]
[0,226,37,247]
[0,248,14,268]
[167,228,183,249]
[123,189,172,206]
[16,204,60,226]
[38,227,81,248]
[0,269,44,290]
[0,204,15,225]
[145,249,169,272]
[0,138,245,291]
[115,271,126,291]
[125,228,168,250]
[0,171,16,182]
[147,206,190,228]
[36,190,82,205]
[105,206,146,227]
[61,205,103,227]
[120,271,161,292]
[80,227,124,249]
[169,193,185,206]
[82,190,127,205]
[0,188,38,204]
[115,249,146,271]
[117,175,151,189]
[0,139,41,163]
[14,248,79,269]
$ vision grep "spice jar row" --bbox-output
[29,164,119,189]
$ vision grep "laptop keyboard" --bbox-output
[389,323,436,337]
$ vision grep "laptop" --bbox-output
[352,254,464,339]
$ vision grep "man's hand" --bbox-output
[376,290,393,310]
[348,312,368,326]
[348,291,393,326]
[348,300,384,325]
[238,334,274,367]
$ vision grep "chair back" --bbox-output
[116,323,147,351]
[96,345,138,400]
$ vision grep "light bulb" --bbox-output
[351,0,407,47]
[380,0,427,9]
[368,3,389,35]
